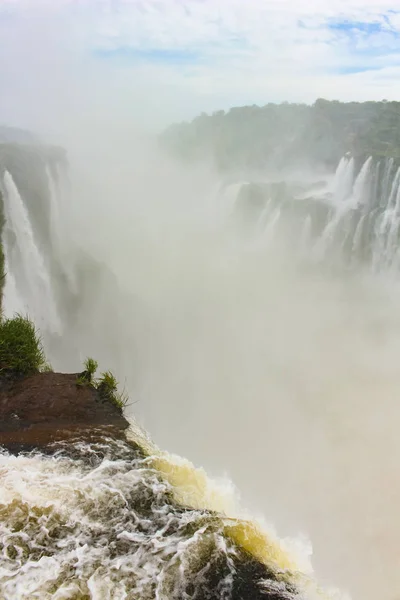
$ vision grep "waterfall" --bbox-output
[257,198,273,231]
[232,153,400,270]
[380,157,394,206]
[351,156,372,208]
[312,155,359,259]
[332,154,354,204]
[1,249,25,318]
[45,163,78,293]
[371,160,381,211]
[372,167,400,268]
[5,140,400,600]
[352,213,366,256]
[46,164,63,259]
[299,214,312,255]
[1,170,62,334]
[263,206,281,245]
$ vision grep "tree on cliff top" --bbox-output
[161,99,400,172]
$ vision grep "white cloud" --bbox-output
[82,1,400,94]
[1,0,400,132]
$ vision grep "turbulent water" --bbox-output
[2,436,312,600]
[3,145,400,599]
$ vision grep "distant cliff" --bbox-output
[161,99,400,174]
[0,125,39,145]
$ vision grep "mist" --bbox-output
[2,5,400,600]
[64,151,400,600]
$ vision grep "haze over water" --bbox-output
[3,140,400,599]
[3,3,400,599]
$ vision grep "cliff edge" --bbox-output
[0,371,131,453]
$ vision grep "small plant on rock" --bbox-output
[97,370,128,411]
[77,357,98,386]
[84,357,98,381]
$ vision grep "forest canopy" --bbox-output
[161,99,400,174]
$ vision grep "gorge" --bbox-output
[2,101,400,599]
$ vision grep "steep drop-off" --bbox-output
[0,347,332,600]
[0,371,130,452]
[0,130,342,600]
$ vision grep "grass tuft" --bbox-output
[76,358,130,412]
[77,357,98,386]
[0,314,46,378]
[97,370,128,411]
[84,357,98,379]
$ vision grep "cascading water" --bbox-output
[351,213,366,256]
[351,156,372,208]
[1,147,345,600]
[379,157,393,206]
[311,155,357,259]
[332,155,354,203]
[1,170,62,334]
[45,163,78,294]
[4,141,400,600]
[46,164,63,260]
[240,153,400,272]
[1,250,25,318]
[372,166,400,269]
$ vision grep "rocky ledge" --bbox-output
[0,316,325,600]
[0,371,131,453]
[0,369,307,600]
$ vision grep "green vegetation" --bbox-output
[0,310,127,410]
[0,315,46,378]
[0,189,51,378]
[96,370,129,411]
[77,357,98,386]
[161,99,400,172]
[84,357,98,380]
[76,359,129,412]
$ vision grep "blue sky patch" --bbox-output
[327,20,387,34]
[336,64,383,74]
[327,15,400,61]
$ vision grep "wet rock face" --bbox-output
[0,372,131,453]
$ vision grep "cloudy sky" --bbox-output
[1,0,400,132]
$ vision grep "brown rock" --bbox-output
[0,372,130,452]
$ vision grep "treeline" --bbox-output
[161,99,400,173]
